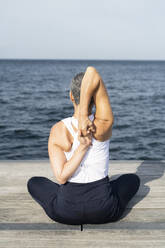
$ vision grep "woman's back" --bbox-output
[61,113,110,183]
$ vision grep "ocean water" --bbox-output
[0,59,165,160]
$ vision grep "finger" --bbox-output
[81,130,85,137]
[88,127,94,133]
[91,127,96,132]
[90,125,95,130]
[88,123,93,129]
[91,125,96,132]
[82,129,88,136]
[87,131,92,137]
[78,129,82,137]
[87,129,91,134]
[88,122,94,128]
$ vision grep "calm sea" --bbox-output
[0,59,165,160]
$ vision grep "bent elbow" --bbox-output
[86,66,100,78]
[59,179,66,185]
[57,174,67,185]
[86,66,96,73]
[56,177,66,185]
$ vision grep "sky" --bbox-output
[0,0,165,60]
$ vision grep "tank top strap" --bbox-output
[61,117,76,137]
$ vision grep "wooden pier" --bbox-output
[0,160,165,247]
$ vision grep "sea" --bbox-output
[0,59,165,160]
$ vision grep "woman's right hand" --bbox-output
[78,115,96,137]
[78,129,93,149]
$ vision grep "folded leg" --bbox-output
[109,173,140,219]
[27,176,59,220]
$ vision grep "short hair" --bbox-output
[70,72,94,107]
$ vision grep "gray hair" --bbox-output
[70,72,85,105]
[70,72,94,107]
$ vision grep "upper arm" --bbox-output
[48,124,67,184]
[86,67,114,140]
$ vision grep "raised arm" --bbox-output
[79,66,114,139]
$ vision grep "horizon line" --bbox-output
[0,58,165,62]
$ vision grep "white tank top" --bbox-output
[61,113,110,183]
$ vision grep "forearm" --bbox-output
[60,144,88,183]
[79,67,100,116]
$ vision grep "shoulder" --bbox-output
[48,119,72,152]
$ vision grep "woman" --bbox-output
[27,66,140,231]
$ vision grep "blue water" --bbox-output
[0,59,165,160]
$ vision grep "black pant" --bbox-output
[27,173,140,225]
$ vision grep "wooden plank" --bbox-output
[0,240,165,248]
[0,160,165,177]
[0,229,165,238]
[0,208,165,223]
[0,230,165,248]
